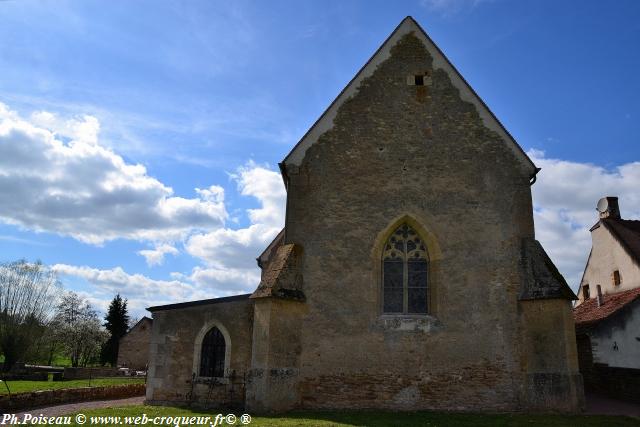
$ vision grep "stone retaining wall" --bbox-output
[0,383,145,412]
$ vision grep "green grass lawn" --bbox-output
[63,405,638,427]
[0,377,145,394]
[0,353,96,367]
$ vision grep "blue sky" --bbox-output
[1,0,639,317]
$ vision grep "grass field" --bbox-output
[0,353,100,368]
[0,377,145,394]
[63,405,639,427]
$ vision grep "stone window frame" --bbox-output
[372,214,442,323]
[382,223,429,314]
[193,318,232,383]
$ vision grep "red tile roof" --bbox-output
[573,287,640,328]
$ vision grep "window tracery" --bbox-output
[382,223,429,314]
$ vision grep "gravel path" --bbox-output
[13,395,145,417]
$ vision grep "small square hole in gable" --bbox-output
[415,75,424,86]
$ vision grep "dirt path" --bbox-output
[13,395,145,417]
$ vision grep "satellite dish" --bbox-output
[597,198,609,213]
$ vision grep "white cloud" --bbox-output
[30,110,100,145]
[1,99,288,315]
[530,150,640,291]
[137,244,179,267]
[186,162,285,270]
[52,263,257,317]
[46,157,286,316]
[0,102,227,245]
[230,162,286,227]
[52,264,199,315]
[169,161,286,307]
[188,266,260,294]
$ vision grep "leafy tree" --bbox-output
[100,294,129,366]
[55,292,107,367]
[0,260,60,371]
[36,325,62,366]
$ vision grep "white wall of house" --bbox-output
[591,300,640,369]
[577,225,640,306]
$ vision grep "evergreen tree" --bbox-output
[100,294,129,366]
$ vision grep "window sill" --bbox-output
[376,314,443,333]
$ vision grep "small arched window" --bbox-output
[382,223,429,314]
[199,327,226,378]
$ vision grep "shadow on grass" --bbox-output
[256,410,639,427]
[67,405,639,427]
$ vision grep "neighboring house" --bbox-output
[574,197,640,402]
[145,16,582,412]
[575,196,640,307]
[117,316,152,371]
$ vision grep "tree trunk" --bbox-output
[1,336,20,372]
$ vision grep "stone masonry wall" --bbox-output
[118,318,152,370]
[146,298,253,409]
[280,32,578,411]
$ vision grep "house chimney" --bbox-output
[597,196,621,219]
[596,285,604,307]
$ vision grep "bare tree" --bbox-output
[0,260,60,371]
[128,316,140,331]
[55,292,108,367]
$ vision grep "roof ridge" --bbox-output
[605,218,640,224]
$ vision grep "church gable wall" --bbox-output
[283,33,539,410]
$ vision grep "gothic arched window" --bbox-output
[382,223,429,314]
[199,326,226,377]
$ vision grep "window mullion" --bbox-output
[403,239,408,314]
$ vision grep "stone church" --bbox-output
[146,17,583,412]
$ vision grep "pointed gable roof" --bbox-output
[124,316,152,335]
[282,16,537,176]
[601,218,640,268]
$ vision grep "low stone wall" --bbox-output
[0,383,145,412]
[25,365,65,374]
[63,367,122,380]
[583,364,640,403]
